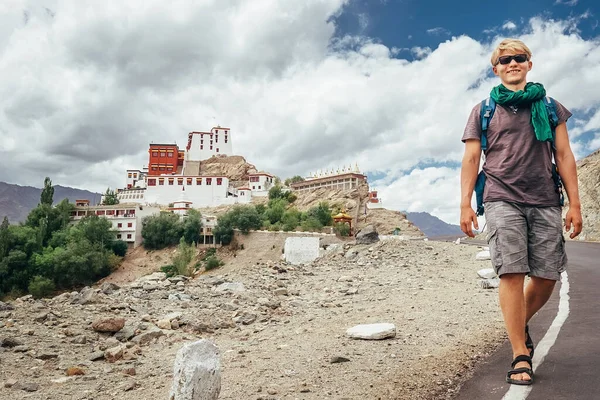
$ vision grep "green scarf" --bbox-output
[490,82,553,142]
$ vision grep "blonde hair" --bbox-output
[490,39,532,66]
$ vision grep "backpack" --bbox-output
[474,97,565,216]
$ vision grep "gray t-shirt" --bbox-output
[462,98,572,207]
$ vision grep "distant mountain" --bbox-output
[404,211,463,237]
[0,181,101,223]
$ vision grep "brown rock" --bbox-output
[66,367,85,376]
[92,317,125,333]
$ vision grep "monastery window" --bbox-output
[215,130,218,134]
[117,234,122,239]
[106,210,114,215]
[217,178,222,185]
[177,178,183,185]
[216,148,219,153]
[225,139,228,143]
[118,223,122,228]
[128,222,133,228]
[152,167,157,171]
[187,178,193,185]
[215,137,218,143]
[240,192,245,196]
[96,210,105,216]
[128,173,132,178]
[167,166,173,171]
[160,152,165,157]
[196,178,202,185]
[210,140,213,144]
[128,209,136,215]
[148,179,156,186]
[127,234,132,240]
[206,178,212,185]
[168,178,174,185]
[159,167,165,171]
[258,186,261,190]
[152,151,158,157]
[252,186,255,189]
[210,146,213,150]
[167,152,173,157]
[159,178,164,185]
[133,173,137,178]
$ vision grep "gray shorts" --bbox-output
[485,201,567,281]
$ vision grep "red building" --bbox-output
[148,144,180,176]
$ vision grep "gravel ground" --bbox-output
[0,237,507,400]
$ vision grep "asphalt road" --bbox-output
[453,240,600,400]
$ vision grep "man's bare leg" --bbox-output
[525,276,557,323]
[499,273,531,382]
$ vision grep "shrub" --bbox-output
[160,264,178,278]
[205,256,224,271]
[111,240,128,257]
[334,222,351,237]
[28,276,55,299]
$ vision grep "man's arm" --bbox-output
[554,122,583,239]
[460,139,481,237]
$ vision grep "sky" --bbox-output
[1,0,599,225]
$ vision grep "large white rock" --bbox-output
[169,340,221,400]
[477,268,497,279]
[346,323,396,340]
[284,237,320,265]
[475,250,491,260]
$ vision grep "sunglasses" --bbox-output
[496,54,529,65]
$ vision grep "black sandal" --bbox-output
[506,354,534,385]
[525,325,534,357]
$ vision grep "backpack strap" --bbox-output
[479,97,496,151]
[543,96,565,206]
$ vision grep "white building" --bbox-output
[248,172,275,197]
[185,126,233,161]
[71,200,160,247]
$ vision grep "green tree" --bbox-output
[264,198,287,224]
[305,202,333,226]
[284,175,305,187]
[281,208,301,231]
[141,212,184,249]
[102,188,119,205]
[40,177,54,206]
[28,276,55,299]
[69,215,114,249]
[182,209,203,245]
[0,216,10,260]
[268,185,283,200]
[172,238,196,276]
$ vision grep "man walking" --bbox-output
[460,38,583,385]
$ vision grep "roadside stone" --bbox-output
[4,378,17,388]
[89,351,105,361]
[92,317,125,333]
[330,356,351,363]
[104,345,125,363]
[475,250,491,261]
[101,282,120,295]
[346,323,396,340]
[1,337,23,348]
[169,339,221,400]
[13,382,40,392]
[0,301,14,311]
[355,225,380,245]
[130,329,164,346]
[477,268,497,279]
[214,282,246,292]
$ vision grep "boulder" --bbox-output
[355,225,379,245]
[169,340,221,400]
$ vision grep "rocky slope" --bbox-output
[0,237,505,400]
[564,149,600,241]
[198,155,260,188]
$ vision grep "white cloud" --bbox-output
[555,0,578,6]
[426,27,451,36]
[502,21,517,30]
[0,3,599,226]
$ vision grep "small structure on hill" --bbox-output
[333,209,353,235]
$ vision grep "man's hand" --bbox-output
[460,206,479,238]
[565,205,583,239]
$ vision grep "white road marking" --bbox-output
[502,271,570,400]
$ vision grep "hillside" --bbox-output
[0,182,101,223]
[405,211,463,237]
[564,149,600,241]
